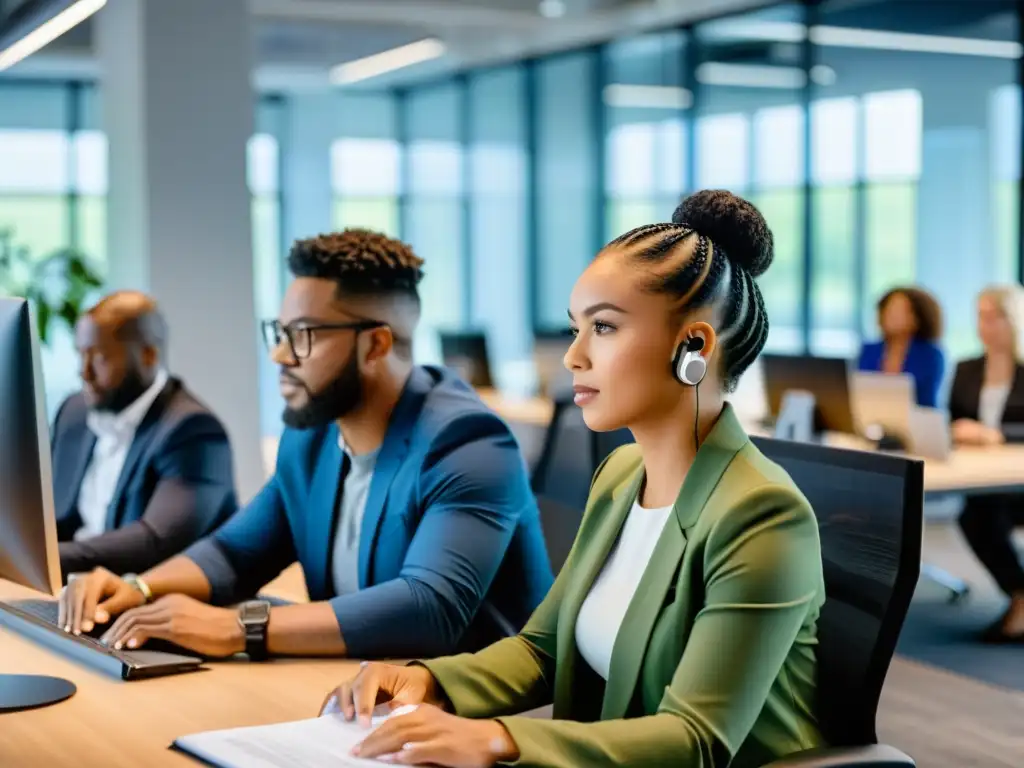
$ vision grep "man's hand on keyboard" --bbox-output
[57,568,146,636]
[100,594,246,658]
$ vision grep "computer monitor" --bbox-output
[851,371,915,445]
[0,298,61,595]
[440,331,494,389]
[0,298,74,713]
[762,354,858,435]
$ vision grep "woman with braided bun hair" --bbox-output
[322,191,827,768]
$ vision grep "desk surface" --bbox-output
[0,577,350,768]
[919,443,1024,496]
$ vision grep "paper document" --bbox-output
[173,705,427,768]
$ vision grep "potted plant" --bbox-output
[0,228,104,344]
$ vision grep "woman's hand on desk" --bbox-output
[321,662,444,726]
[322,663,519,766]
[99,594,244,657]
[952,418,1006,447]
[351,704,518,767]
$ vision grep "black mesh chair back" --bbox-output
[752,437,923,747]
[530,392,632,510]
[535,495,585,575]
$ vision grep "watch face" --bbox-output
[239,600,271,626]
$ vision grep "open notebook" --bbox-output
[173,705,427,768]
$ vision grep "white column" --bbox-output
[96,0,264,502]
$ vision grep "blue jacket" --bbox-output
[185,366,553,658]
[857,339,945,408]
[51,378,237,577]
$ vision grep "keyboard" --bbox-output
[14,598,108,642]
[0,597,204,680]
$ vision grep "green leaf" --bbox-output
[35,299,51,344]
[0,237,104,347]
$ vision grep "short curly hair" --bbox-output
[877,287,943,343]
[287,229,425,300]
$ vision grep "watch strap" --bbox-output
[239,601,271,661]
[122,574,153,604]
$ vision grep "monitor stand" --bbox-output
[774,390,817,444]
[0,674,76,713]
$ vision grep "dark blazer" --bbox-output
[948,357,1024,442]
[51,378,238,576]
[184,365,554,659]
[858,339,945,408]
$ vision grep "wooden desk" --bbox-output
[919,444,1024,497]
[0,576,351,768]
[477,389,553,427]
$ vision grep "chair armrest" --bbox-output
[764,744,915,768]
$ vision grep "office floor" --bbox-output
[880,523,1024,768]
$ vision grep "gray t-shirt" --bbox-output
[331,438,379,596]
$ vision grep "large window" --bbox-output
[535,52,601,331]
[0,83,289,427]
[810,96,859,355]
[252,98,286,438]
[468,66,531,388]
[694,4,808,354]
[331,92,402,237]
[404,83,467,360]
[815,0,1020,363]
[0,83,106,414]
[992,83,1021,292]
[604,32,689,238]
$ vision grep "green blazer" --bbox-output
[422,404,827,767]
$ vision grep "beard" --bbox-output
[91,368,152,413]
[282,350,364,430]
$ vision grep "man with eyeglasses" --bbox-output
[58,229,553,662]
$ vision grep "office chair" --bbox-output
[754,437,920,768]
[536,495,585,576]
[529,390,631,510]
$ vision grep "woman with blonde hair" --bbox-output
[950,284,1024,642]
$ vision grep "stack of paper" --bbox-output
[173,706,427,768]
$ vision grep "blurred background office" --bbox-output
[2,0,1024,764]
[4,0,1021,464]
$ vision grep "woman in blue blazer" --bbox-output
[858,286,945,407]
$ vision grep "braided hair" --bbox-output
[604,189,773,392]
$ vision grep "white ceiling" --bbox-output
[3,0,774,90]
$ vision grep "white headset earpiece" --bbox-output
[673,335,707,387]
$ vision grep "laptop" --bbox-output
[0,298,203,681]
[852,371,952,460]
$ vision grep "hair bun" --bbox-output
[671,190,773,278]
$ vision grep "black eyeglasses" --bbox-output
[261,319,387,361]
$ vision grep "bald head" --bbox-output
[87,290,168,354]
[75,291,168,412]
